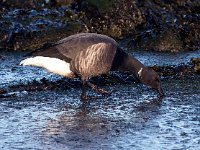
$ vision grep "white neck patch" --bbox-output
[138,68,143,78]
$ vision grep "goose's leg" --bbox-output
[87,82,110,95]
[81,80,111,101]
[81,80,89,100]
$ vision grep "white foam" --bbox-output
[20,56,73,77]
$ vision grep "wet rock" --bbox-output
[0,0,200,51]
[0,7,87,50]
[75,0,144,38]
[52,0,75,6]
[119,0,200,52]
[191,58,200,74]
[0,89,7,94]
[136,28,183,52]
[71,0,200,51]
[0,0,36,9]
[150,63,195,78]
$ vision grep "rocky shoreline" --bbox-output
[0,0,200,52]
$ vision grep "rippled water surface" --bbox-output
[0,50,200,150]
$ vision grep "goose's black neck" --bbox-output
[111,47,145,76]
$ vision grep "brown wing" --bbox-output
[55,33,117,60]
[29,33,117,65]
[70,42,117,79]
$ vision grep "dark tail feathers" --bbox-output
[23,42,58,57]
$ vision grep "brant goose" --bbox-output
[20,33,164,100]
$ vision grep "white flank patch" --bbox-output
[20,56,73,77]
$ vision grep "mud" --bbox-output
[0,50,200,149]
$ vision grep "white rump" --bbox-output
[20,56,73,77]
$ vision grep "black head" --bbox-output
[137,67,164,96]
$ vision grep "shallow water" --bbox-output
[0,50,200,150]
[0,79,199,150]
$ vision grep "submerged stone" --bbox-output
[191,58,200,74]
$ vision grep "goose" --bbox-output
[20,33,164,100]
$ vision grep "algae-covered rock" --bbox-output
[77,0,144,38]
[137,28,183,52]
[85,0,112,13]
[74,0,200,52]
[132,0,200,52]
